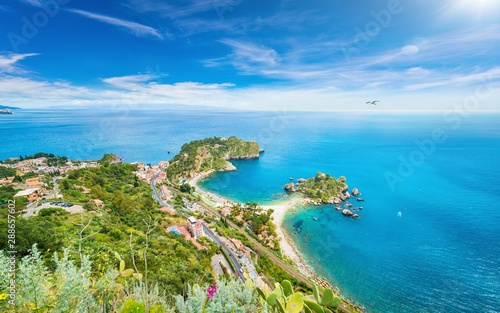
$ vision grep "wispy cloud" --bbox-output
[0,53,39,74]
[19,0,44,7]
[219,39,279,66]
[66,8,164,39]
[405,67,500,90]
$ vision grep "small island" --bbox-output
[284,172,362,218]
[0,105,20,114]
[167,136,262,182]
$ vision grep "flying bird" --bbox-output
[366,100,380,105]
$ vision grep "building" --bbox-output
[25,177,42,188]
[14,187,43,202]
[187,216,205,239]
[0,176,14,186]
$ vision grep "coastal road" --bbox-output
[149,171,245,282]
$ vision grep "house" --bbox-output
[187,216,205,239]
[230,238,252,257]
[14,187,42,202]
[0,176,14,186]
[25,177,42,188]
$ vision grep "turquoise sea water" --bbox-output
[1,109,499,312]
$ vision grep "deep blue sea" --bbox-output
[1,109,499,312]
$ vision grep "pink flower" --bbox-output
[206,282,218,299]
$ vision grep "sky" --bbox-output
[0,0,499,111]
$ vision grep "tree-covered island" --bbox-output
[167,136,262,182]
[284,172,362,218]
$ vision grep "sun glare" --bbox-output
[450,0,500,18]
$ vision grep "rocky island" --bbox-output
[167,136,262,183]
[284,172,362,218]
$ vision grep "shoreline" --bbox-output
[188,171,316,279]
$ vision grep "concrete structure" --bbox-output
[187,216,205,239]
[14,187,42,202]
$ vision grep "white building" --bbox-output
[187,216,204,239]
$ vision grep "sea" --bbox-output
[1,108,499,313]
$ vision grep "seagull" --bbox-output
[366,100,380,105]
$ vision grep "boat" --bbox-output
[313,217,317,221]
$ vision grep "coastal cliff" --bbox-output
[167,136,261,183]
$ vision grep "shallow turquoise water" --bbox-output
[2,109,499,312]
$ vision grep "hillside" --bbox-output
[285,172,349,204]
[167,136,261,183]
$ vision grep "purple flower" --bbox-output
[206,282,218,299]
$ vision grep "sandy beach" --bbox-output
[188,171,316,279]
[262,198,315,279]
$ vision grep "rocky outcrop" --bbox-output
[329,197,342,205]
[342,209,354,216]
[352,188,360,196]
[298,178,306,183]
[352,214,360,219]
[221,161,237,172]
[228,154,259,160]
[284,183,296,192]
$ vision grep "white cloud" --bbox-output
[0,53,39,74]
[1,72,498,112]
[66,9,164,39]
[405,67,500,90]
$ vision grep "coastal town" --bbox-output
[0,140,365,313]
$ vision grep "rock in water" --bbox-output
[352,188,360,196]
[342,209,354,216]
[284,183,296,192]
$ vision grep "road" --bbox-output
[149,171,245,282]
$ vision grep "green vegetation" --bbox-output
[38,207,68,217]
[167,136,260,183]
[285,172,348,203]
[256,256,307,290]
[1,158,215,299]
[0,246,346,313]
[99,153,123,166]
[0,166,16,178]
[227,203,279,251]
[2,152,70,166]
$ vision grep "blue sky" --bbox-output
[0,0,499,111]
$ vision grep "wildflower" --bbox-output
[206,282,218,299]
[0,293,8,301]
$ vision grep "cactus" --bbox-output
[114,252,140,280]
[119,298,145,313]
[257,280,340,313]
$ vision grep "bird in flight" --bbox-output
[366,100,380,105]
